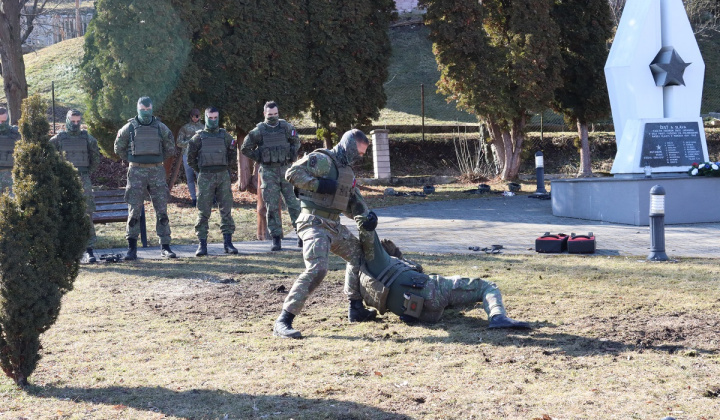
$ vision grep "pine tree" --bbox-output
[423,0,564,180]
[0,95,89,386]
[551,0,613,177]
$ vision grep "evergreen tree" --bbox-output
[551,0,613,177]
[0,95,89,386]
[306,0,395,148]
[423,0,564,180]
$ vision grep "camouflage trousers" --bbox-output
[259,164,301,237]
[80,172,97,248]
[124,165,171,245]
[195,170,235,239]
[385,275,507,323]
[282,213,363,315]
[0,169,12,195]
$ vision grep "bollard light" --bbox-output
[534,151,548,195]
[647,185,668,261]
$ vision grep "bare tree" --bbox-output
[0,0,49,123]
[608,0,720,39]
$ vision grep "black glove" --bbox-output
[361,211,378,231]
[316,178,338,194]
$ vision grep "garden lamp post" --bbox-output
[534,151,547,195]
[648,185,668,261]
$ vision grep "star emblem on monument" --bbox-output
[649,46,691,87]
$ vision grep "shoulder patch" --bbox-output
[309,155,317,167]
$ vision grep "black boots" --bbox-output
[223,233,238,254]
[348,299,377,322]
[195,239,208,256]
[273,310,302,339]
[161,244,177,259]
[85,248,96,263]
[124,238,137,261]
[488,314,531,330]
[271,236,282,251]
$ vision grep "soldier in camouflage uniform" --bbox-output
[356,226,531,329]
[273,129,379,339]
[176,108,204,207]
[0,108,21,195]
[241,101,301,251]
[50,110,101,263]
[114,97,177,260]
[187,107,238,256]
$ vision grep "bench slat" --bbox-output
[95,203,127,212]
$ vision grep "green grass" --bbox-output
[1,253,719,418]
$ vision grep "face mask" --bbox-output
[206,118,219,130]
[265,116,279,126]
[137,108,153,123]
[66,120,81,133]
[0,119,9,132]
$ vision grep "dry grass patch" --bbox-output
[2,253,718,419]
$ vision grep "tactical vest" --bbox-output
[0,130,19,168]
[360,257,426,314]
[128,120,163,163]
[258,121,291,164]
[57,131,90,169]
[198,129,228,168]
[297,150,355,212]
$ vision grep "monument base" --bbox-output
[551,176,720,225]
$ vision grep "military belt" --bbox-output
[301,207,340,221]
[261,161,288,168]
[129,162,163,168]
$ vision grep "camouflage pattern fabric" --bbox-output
[260,164,300,237]
[124,165,171,245]
[177,121,205,156]
[80,173,97,248]
[194,171,235,239]
[282,213,363,315]
[114,116,176,162]
[0,169,12,195]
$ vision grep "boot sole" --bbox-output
[273,330,302,339]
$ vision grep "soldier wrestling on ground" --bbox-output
[176,108,204,207]
[356,224,531,329]
[241,101,301,251]
[0,107,21,194]
[50,110,101,264]
[273,129,380,339]
[114,96,177,260]
[186,107,239,256]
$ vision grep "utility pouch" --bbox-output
[261,147,271,163]
[400,275,427,289]
[402,292,424,319]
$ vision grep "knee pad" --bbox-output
[128,217,138,227]
[159,214,169,225]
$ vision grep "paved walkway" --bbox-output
[96,195,720,260]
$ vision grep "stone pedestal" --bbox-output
[370,129,391,179]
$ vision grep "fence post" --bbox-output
[51,81,56,134]
[421,83,425,141]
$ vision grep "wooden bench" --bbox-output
[92,189,148,247]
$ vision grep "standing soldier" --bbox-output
[176,108,203,207]
[273,129,379,339]
[187,107,238,256]
[50,110,101,263]
[0,108,21,194]
[241,101,301,251]
[114,96,177,260]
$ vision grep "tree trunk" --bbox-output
[0,2,29,124]
[486,117,525,181]
[255,168,268,240]
[576,119,592,177]
[486,120,506,175]
[235,126,253,192]
[321,127,332,149]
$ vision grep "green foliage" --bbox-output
[80,0,191,157]
[0,95,89,386]
[316,127,338,146]
[551,0,613,125]
[306,0,395,132]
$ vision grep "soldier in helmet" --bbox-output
[50,110,101,263]
[186,107,238,256]
[357,225,531,329]
[176,108,203,207]
[114,96,177,260]
[0,108,21,194]
[241,101,301,251]
[273,129,379,339]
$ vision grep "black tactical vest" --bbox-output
[56,131,90,169]
[258,121,291,164]
[198,129,228,168]
[128,120,163,163]
[0,129,20,168]
[297,150,355,212]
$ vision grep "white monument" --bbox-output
[605,0,707,175]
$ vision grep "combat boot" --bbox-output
[488,314,531,330]
[195,239,208,256]
[161,244,177,259]
[124,239,138,261]
[271,236,282,251]
[273,310,302,339]
[223,234,238,254]
[348,299,377,322]
[85,248,97,263]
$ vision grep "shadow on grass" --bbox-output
[29,385,411,420]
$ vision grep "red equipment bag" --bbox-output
[535,232,569,253]
[567,232,596,254]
